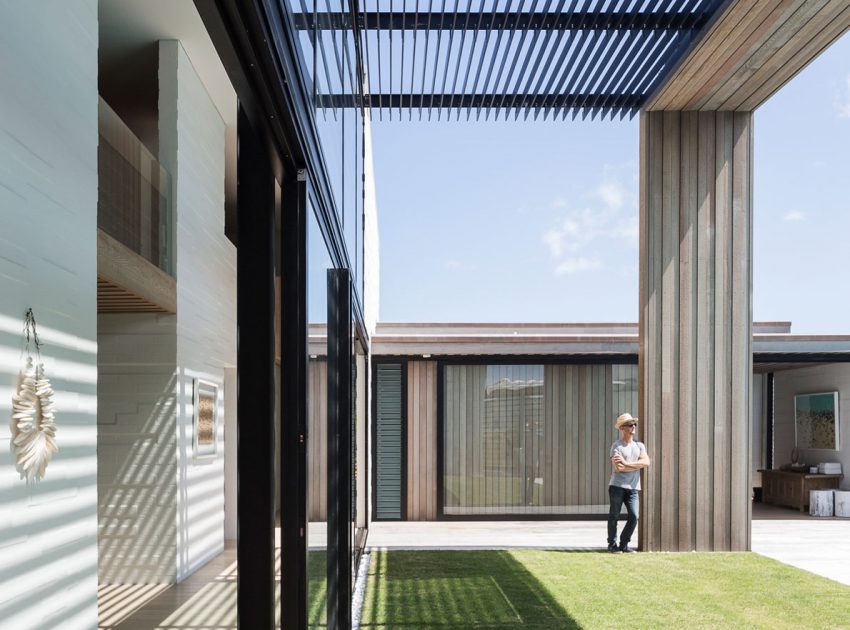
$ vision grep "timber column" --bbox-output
[639,110,753,552]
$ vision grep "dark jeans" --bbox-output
[607,485,639,547]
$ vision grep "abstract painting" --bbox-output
[194,379,218,457]
[795,391,839,450]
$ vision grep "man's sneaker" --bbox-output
[618,544,636,553]
[607,544,621,553]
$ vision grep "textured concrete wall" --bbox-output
[159,40,236,581]
[0,1,99,627]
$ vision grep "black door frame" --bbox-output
[236,104,277,628]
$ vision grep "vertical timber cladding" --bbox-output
[640,110,753,552]
[407,361,438,520]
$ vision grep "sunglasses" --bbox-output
[623,423,637,428]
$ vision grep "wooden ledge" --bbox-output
[97,229,176,313]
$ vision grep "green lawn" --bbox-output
[308,550,327,628]
[360,550,850,629]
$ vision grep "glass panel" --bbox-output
[307,200,331,628]
[355,107,364,293]
[343,105,357,278]
[98,98,172,274]
[443,363,638,516]
[342,8,358,276]
[354,340,368,535]
[349,303,358,610]
[316,0,345,213]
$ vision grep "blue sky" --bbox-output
[371,33,850,333]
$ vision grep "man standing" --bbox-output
[607,412,651,553]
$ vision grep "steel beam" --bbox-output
[293,10,711,31]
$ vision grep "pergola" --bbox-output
[294,0,724,120]
[197,0,850,627]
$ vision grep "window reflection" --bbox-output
[307,201,330,628]
[443,364,638,516]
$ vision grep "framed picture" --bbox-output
[194,379,218,458]
[794,391,840,450]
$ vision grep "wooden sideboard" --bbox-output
[759,469,843,512]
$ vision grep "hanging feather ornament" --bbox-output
[10,310,58,483]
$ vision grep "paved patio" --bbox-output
[751,503,850,587]
[367,503,850,587]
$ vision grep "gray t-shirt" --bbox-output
[608,439,646,490]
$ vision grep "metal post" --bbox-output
[236,104,276,628]
[281,169,308,630]
[327,268,352,630]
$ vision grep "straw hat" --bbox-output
[615,412,639,430]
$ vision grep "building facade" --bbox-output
[1,1,849,629]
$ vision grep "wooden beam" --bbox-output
[645,0,850,111]
[97,229,176,313]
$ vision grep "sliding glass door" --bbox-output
[442,363,638,517]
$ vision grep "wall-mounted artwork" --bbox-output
[194,379,218,458]
[795,391,840,450]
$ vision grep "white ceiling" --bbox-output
[99,0,236,126]
[99,0,238,241]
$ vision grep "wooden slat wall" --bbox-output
[308,360,328,522]
[406,361,437,520]
[640,110,753,552]
[646,1,850,111]
[97,277,171,313]
[441,364,637,516]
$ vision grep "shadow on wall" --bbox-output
[176,366,226,580]
[97,313,227,590]
[98,369,178,583]
[0,313,99,628]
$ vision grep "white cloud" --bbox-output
[783,211,805,222]
[542,229,564,257]
[444,259,462,270]
[556,257,603,275]
[550,197,568,209]
[540,171,638,277]
[612,215,639,241]
[595,180,626,210]
[835,75,850,118]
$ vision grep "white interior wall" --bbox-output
[224,367,237,540]
[97,314,178,582]
[0,1,99,628]
[159,39,237,581]
[774,363,850,490]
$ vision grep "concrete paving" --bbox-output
[366,506,850,587]
[367,520,607,550]
[752,518,850,586]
